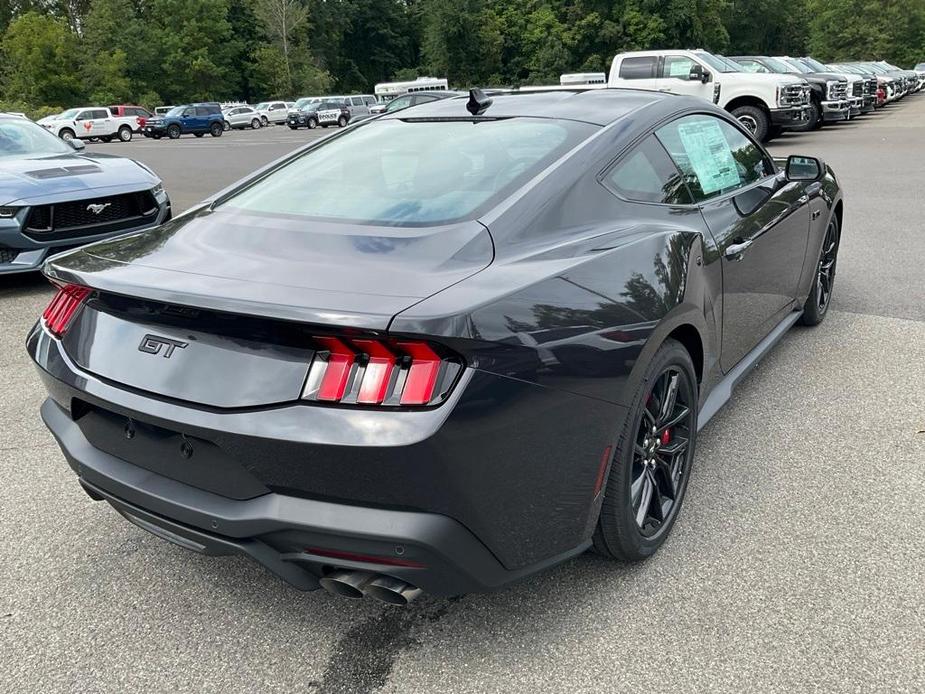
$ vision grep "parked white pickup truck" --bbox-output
[608,49,810,141]
[41,107,137,143]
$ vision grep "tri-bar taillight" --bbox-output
[302,335,462,407]
[42,283,91,337]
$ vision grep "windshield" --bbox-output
[255,103,269,110]
[0,118,72,158]
[58,108,81,119]
[715,55,748,72]
[781,58,811,73]
[222,117,595,226]
[295,98,319,109]
[802,57,828,72]
[166,106,187,117]
[693,51,736,73]
[864,64,888,74]
[761,57,796,73]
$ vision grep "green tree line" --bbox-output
[1,0,923,117]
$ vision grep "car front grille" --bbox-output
[23,191,158,241]
[866,78,878,95]
[852,82,863,97]
[781,84,810,106]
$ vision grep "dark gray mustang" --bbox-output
[29,88,843,604]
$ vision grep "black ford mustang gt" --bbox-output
[28,89,842,604]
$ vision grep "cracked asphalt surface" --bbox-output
[1,100,923,693]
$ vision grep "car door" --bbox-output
[653,55,714,99]
[656,113,810,371]
[93,109,112,136]
[74,110,94,138]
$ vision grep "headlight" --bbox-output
[826,80,839,99]
[0,206,18,218]
[151,182,164,197]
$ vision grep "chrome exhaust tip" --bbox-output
[363,575,423,605]
[318,570,375,599]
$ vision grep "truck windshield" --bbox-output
[762,57,798,73]
[801,57,829,72]
[781,58,811,74]
[715,55,748,72]
[692,51,737,73]
[221,117,595,227]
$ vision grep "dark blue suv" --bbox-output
[143,103,224,139]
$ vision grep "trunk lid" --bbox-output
[48,208,491,408]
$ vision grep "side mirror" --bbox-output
[785,155,825,181]
[689,64,711,83]
[68,138,86,151]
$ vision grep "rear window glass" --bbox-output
[223,118,595,226]
[619,57,658,79]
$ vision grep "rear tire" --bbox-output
[209,122,223,137]
[251,118,261,129]
[338,115,348,127]
[167,124,181,139]
[800,214,840,326]
[730,104,770,142]
[118,125,132,142]
[593,339,698,561]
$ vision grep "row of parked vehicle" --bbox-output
[606,50,923,141]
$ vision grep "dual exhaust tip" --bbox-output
[319,570,422,605]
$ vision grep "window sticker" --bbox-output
[666,59,693,77]
[676,119,741,194]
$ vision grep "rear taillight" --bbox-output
[42,283,90,337]
[301,335,462,408]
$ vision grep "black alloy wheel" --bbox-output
[594,339,698,561]
[629,367,695,538]
[800,215,840,325]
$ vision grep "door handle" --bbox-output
[812,209,822,220]
[724,240,753,261]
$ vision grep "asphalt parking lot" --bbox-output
[1,103,924,693]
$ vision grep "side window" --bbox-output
[94,109,109,119]
[195,107,209,116]
[662,55,695,79]
[365,96,376,105]
[656,115,773,202]
[618,56,658,79]
[351,97,363,106]
[604,135,693,205]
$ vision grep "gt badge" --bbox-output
[139,334,188,358]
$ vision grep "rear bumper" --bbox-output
[43,398,584,597]
[28,325,621,595]
[770,105,810,127]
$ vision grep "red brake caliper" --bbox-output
[660,429,671,446]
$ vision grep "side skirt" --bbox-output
[697,310,803,431]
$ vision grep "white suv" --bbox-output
[608,50,810,141]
